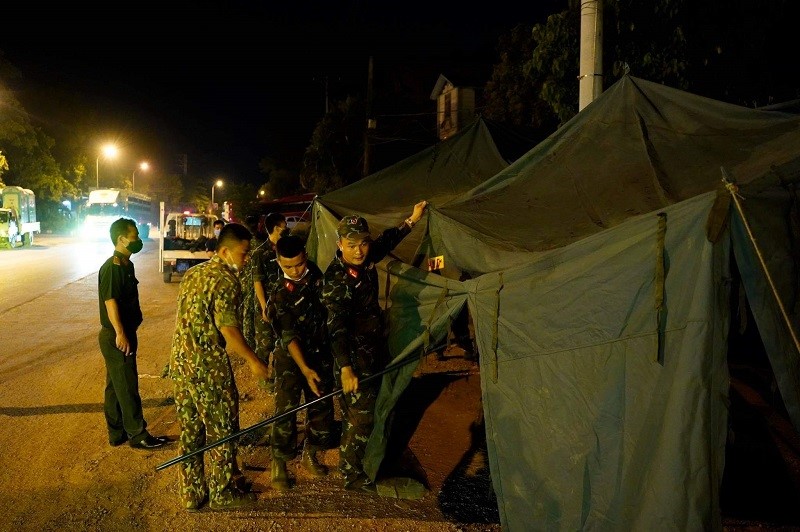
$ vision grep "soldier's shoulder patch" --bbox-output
[112,256,121,265]
[347,267,359,279]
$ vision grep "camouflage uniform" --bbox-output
[97,251,147,445]
[321,219,412,487]
[239,236,267,349]
[252,241,281,367]
[270,260,335,460]
[169,255,245,509]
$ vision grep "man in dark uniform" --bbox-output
[269,234,334,491]
[321,200,428,492]
[169,223,270,511]
[98,217,170,450]
[253,212,287,392]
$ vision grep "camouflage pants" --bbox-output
[254,312,276,370]
[172,369,241,508]
[271,349,334,461]
[336,368,379,487]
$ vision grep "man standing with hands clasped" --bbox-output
[98,217,171,450]
[322,200,428,493]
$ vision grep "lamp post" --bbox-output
[211,179,223,212]
[132,161,149,192]
[95,144,118,189]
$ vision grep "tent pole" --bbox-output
[155,341,446,472]
[722,170,800,355]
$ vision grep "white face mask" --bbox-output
[285,266,310,283]
[222,252,239,275]
[213,229,221,238]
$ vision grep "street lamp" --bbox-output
[95,144,118,189]
[211,179,223,211]
[132,161,149,192]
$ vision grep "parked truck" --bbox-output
[159,208,218,283]
[0,186,41,248]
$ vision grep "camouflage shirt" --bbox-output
[321,223,411,372]
[252,241,282,300]
[270,260,328,360]
[170,255,241,379]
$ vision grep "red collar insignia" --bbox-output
[347,267,359,279]
[284,280,295,292]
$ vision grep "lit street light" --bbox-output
[132,161,149,192]
[211,179,223,212]
[95,144,118,189]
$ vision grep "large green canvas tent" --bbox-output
[311,75,800,530]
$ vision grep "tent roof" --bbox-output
[319,116,533,218]
[436,75,800,252]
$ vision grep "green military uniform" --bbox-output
[252,240,281,367]
[169,255,245,509]
[270,260,335,461]
[239,236,267,349]
[321,219,412,488]
[98,251,147,445]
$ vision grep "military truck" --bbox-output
[0,186,41,248]
[159,210,218,282]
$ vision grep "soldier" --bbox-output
[252,212,288,391]
[98,217,171,450]
[239,215,266,351]
[169,223,270,511]
[269,234,334,491]
[321,200,428,492]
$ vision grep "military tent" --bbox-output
[312,75,800,531]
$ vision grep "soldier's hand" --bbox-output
[116,332,131,356]
[340,365,359,394]
[410,200,428,223]
[303,368,322,396]
[249,358,271,383]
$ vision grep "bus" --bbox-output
[81,188,156,240]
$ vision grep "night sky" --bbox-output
[0,1,564,187]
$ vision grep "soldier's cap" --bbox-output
[337,215,371,240]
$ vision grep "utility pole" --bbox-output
[578,0,603,111]
[363,55,374,178]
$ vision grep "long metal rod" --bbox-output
[156,342,445,472]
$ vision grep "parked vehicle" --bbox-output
[81,188,156,240]
[159,211,217,283]
[0,186,41,248]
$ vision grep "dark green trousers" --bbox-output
[99,327,147,443]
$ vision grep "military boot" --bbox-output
[271,458,290,491]
[301,445,327,477]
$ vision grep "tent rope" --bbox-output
[491,272,504,383]
[655,212,667,365]
[723,171,800,356]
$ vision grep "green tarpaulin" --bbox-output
[309,75,800,531]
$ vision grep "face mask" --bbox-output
[126,238,144,254]
[213,229,221,238]
[285,265,310,283]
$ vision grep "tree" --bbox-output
[259,157,301,199]
[484,24,559,132]
[300,96,366,195]
[0,83,73,200]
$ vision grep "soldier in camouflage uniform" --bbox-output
[239,215,266,350]
[169,223,270,511]
[268,234,334,490]
[321,201,428,492]
[252,212,287,391]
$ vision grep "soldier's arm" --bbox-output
[322,269,359,393]
[100,259,131,355]
[254,280,268,320]
[369,200,428,262]
[286,339,321,396]
[220,326,270,382]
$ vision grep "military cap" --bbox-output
[337,215,371,239]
